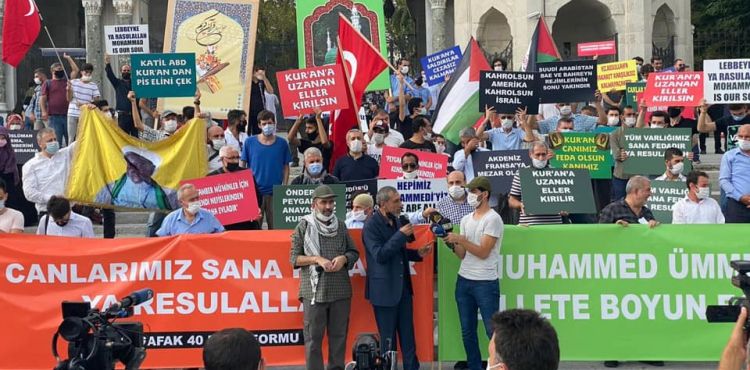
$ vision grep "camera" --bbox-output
[706,260,750,332]
[52,289,152,370]
[345,333,397,370]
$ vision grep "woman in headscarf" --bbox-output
[0,126,19,188]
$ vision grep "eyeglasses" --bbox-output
[402,163,418,170]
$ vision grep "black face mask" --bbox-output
[54,70,65,79]
[226,162,241,172]
[668,108,682,119]
[239,120,247,132]
[122,72,131,80]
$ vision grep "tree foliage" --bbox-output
[385,0,416,67]
[255,0,297,87]
[691,0,750,69]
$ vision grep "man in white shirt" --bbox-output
[22,128,76,220]
[0,179,24,233]
[444,176,502,370]
[655,147,686,181]
[36,196,94,238]
[672,171,724,224]
[66,63,100,143]
[367,111,404,149]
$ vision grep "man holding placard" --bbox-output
[698,100,750,153]
[508,142,564,225]
[537,92,607,135]
[477,106,535,151]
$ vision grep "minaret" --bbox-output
[351,5,362,32]
[326,29,332,50]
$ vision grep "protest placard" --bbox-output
[132,53,196,98]
[597,60,638,92]
[625,82,646,108]
[577,40,617,57]
[623,128,693,176]
[272,184,346,229]
[378,179,448,214]
[547,132,613,179]
[704,59,750,104]
[471,150,531,194]
[104,25,149,55]
[479,71,539,115]
[277,64,349,116]
[518,168,596,214]
[727,125,741,150]
[643,72,703,107]
[181,170,259,225]
[420,45,462,85]
[378,146,448,179]
[538,60,597,103]
[8,130,39,165]
[646,180,687,224]
[343,178,378,209]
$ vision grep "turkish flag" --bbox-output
[2,0,41,67]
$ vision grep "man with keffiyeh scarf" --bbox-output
[290,184,359,370]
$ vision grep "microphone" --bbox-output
[108,288,154,312]
[398,215,416,242]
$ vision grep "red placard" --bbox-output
[643,72,704,107]
[277,64,350,116]
[577,40,617,57]
[378,146,449,179]
[181,170,259,225]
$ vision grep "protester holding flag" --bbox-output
[41,55,79,146]
[22,128,76,219]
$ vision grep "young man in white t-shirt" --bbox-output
[444,176,502,370]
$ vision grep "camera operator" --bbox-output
[443,177,502,370]
[486,309,560,370]
[718,306,749,370]
[203,328,264,370]
[363,186,432,370]
[290,185,360,370]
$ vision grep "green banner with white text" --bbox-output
[438,225,749,361]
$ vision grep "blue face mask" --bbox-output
[732,114,747,122]
[0,199,5,210]
[307,162,323,176]
[45,141,60,155]
[262,123,276,136]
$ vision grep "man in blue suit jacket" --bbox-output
[362,186,432,370]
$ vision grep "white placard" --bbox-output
[704,59,750,104]
[378,179,448,214]
[104,24,150,55]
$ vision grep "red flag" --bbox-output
[328,40,361,172]
[337,14,388,106]
[2,0,41,67]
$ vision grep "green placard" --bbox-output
[295,1,389,91]
[438,224,749,361]
[625,81,646,107]
[548,132,613,179]
[518,168,596,214]
[727,125,741,150]
[272,184,346,229]
[131,53,196,98]
[623,128,693,176]
[645,180,687,224]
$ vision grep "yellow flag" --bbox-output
[66,108,208,210]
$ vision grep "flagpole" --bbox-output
[31,0,70,80]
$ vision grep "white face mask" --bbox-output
[669,162,684,175]
[501,119,514,129]
[738,139,750,151]
[559,128,572,133]
[34,77,41,85]
[372,133,385,145]
[9,124,21,130]
[80,75,92,83]
[607,116,620,126]
[494,66,504,72]
[350,210,367,222]
[419,108,428,115]
[402,170,418,179]
[696,186,710,200]
[650,123,664,129]
[448,185,465,200]
[467,192,482,208]
[624,117,637,127]
[187,201,201,215]
[212,139,226,151]
[486,361,503,370]
[400,66,409,74]
[532,158,547,169]
[349,139,363,153]
[315,209,335,222]
[436,144,445,153]
[103,111,113,120]
[164,120,178,133]
[423,132,432,141]
[559,106,572,116]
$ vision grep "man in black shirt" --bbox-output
[666,106,699,162]
[400,115,436,153]
[332,129,379,181]
[699,102,750,152]
[287,109,333,170]
[104,54,138,137]
[249,66,274,136]
[599,175,659,228]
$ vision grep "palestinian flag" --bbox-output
[521,17,561,72]
[431,38,490,144]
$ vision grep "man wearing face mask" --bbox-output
[240,110,291,229]
[411,77,432,112]
[345,193,373,229]
[610,106,640,201]
[672,171,724,224]
[663,106,700,163]
[36,196,94,238]
[368,112,405,147]
[453,127,488,183]
[389,58,414,105]
[104,54,138,137]
[40,55,79,146]
[599,176,659,228]
[655,148,686,181]
[225,109,248,151]
[156,183,224,236]
[485,309,560,370]
[66,63,100,143]
[436,171,475,224]
[332,129,379,182]
[209,146,261,230]
[206,125,226,173]
[538,91,607,134]
[22,128,77,221]
[720,124,750,223]
[288,108,332,170]
[26,68,47,130]
[399,152,421,180]
[443,177,502,370]
[699,101,750,153]
[433,134,451,158]
[248,66,275,136]
[292,147,339,185]
[478,106,535,151]
[395,97,427,140]
[491,58,507,72]
[509,142,565,225]
[400,116,436,153]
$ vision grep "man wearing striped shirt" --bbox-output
[508,142,566,225]
[66,63,100,143]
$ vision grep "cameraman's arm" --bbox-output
[718,306,748,370]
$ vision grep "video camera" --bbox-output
[346,333,397,370]
[706,261,750,332]
[52,289,152,370]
